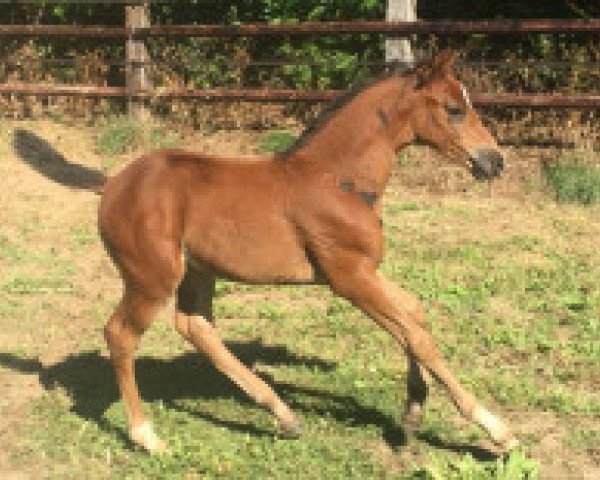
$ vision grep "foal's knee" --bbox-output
[187,315,215,343]
[406,326,441,366]
[394,290,426,327]
[379,276,427,326]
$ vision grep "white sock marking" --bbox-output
[130,421,164,452]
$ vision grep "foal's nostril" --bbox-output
[492,154,505,173]
[470,149,505,180]
[469,157,488,180]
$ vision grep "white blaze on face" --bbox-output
[460,83,473,109]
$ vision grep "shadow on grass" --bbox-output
[12,128,105,190]
[0,341,497,460]
[415,432,499,461]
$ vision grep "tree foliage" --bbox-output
[0,2,598,94]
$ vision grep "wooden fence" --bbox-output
[1,18,600,115]
[2,18,600,37]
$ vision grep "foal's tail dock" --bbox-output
[12,128,107,194]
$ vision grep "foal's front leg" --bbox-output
[327,257,518,450]
[403,354,429,434]
[382,287,430,433]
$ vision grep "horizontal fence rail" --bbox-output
[4,59,600,70]
[143,19,600,36]
[1,19,600,111]
[2,83,600,108]
[2,19,600,37]
[0,25,127,38]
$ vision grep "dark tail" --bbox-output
[13,128,107,195]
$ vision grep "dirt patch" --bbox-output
[0,120,112,476]
[517,412,600,479]
[0,369,43,479]
[364,408,600,479]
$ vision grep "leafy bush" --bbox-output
[148,128,180,150]
[544,155,600,205]
[98,117,180,157]
[97,117,143,156]
[259,130,298,153]
[418,450,540,480]
[148,1,385,91]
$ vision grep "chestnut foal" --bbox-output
[99,51,517,453]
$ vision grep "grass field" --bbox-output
[0,120,599,479]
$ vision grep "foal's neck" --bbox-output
[287,74,414,193]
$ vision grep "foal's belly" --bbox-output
[183,208,317,284]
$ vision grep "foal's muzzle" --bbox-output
[468,149,505,180]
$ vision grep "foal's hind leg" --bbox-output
[174,266,302,436]
[104,290,167,452]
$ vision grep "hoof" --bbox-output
[130,421,168,453]
[474,406,518,452]
[501,436,520,452]
[277,417,303,438]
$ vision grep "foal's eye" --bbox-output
[445,105,466,123]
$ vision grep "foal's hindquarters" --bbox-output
[99,153,306,451]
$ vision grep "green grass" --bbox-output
[564,427,599,449]
[97,117,143,157]
[258,130,298,153]
[147,127,180,150]
[97,117,181,157]
[2,155,599,477]
[543,154,600,205]
[416,450,539,479]
[69,224,98,248]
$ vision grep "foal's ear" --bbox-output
[414,63,433,90]
[432,49,459,75]
[414,49,459,89]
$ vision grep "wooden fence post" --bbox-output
[385,0,417,67]
[126,2,150,120]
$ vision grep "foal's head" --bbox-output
[406,51,504,180]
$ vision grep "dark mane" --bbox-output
[285,63,416,155]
